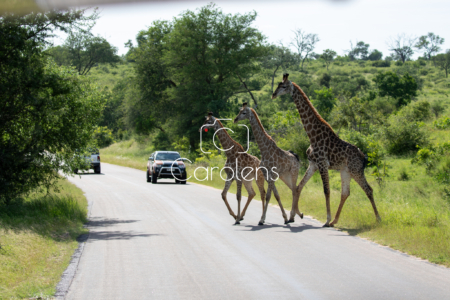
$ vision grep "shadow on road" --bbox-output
[76,173,105,175]
[87,231,162,241]
[86,217,163,241]
[89,218,139,227]
[240,223,321,233]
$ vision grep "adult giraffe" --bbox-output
[233,104,304,225]
[271,73,381,227]
[201,112,268,225]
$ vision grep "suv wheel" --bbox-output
[151,173,157,184]
[147,170,151,182]
[94,165,101,174]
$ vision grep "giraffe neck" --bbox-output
[212,119,242,156]
[290,82,336,142]
[248,109,277,156]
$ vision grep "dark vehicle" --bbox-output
[147,151,187,184]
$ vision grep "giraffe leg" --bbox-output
[290,168,303,222]
[294,163,318,219]
[255,172,266,215]
[272,185,289,224]
[297,163,318,195]
[221,175,237,220]
[352,172,381,223]
[235,180,243,225]
[240,179,256,221]
[318,166,332,227]
[279,173,297,223]
[330,169,351,227]
[259,180,275,225]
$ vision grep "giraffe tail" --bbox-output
[288,150,300,162]
[357,148,368,169]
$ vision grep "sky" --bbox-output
[60,0,450,58]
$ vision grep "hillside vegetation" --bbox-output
[99,33,450,267]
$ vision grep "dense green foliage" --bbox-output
[46,9,121,76]
[0,9,105,204]
[125,4,267,148]
[373,71,418,107]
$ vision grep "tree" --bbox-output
[263,43,299,94]
[0,9,105,204]
[133,4,267,148]
[290,28,320,70]
[311,87,336,120]
[348,41,370,60]
[415,32,444,60]
[433,50,450,78]
[46,45,70,65]
[373,71,418,107]
[387,34,416,63]
[320,49,337,70]
[64,31,121,75]
[329,96,376,134]
[368,49,383,61]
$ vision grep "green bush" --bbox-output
[340,130,372,155]
[382,114,429,155]
[434,116,450,129]
[311,87,336,120]
[401,100,432,122]
[152,131,171,150]
[93,126,116,148]
[372,60,391,68]
[430,99,448,118]
[277,128,310,162]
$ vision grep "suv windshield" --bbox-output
[156,153,180,161]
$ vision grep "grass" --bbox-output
[101,139,450,267]
[98,60,450,266]
[86,62,134,90]
[0,178,88,299]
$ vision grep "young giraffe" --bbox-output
[233,104,304,225]
[201,112,268,225]
[272,73,381,227]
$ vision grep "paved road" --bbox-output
[64,163,450,300]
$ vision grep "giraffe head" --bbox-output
[271,73,294,99]
[233,102,251,123]
[199,112,215,132]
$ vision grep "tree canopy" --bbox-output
[433,50,450,78]
[0,9,105,203]
[320,49,337,70]
[131,4,267,147]
[415,32,444,60]
[373,71,418,107]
